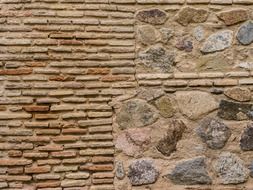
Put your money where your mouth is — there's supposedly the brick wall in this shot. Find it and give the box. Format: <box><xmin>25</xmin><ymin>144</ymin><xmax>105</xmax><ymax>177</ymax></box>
<box><xmin>0</xmin><ymin>0</ymin><xmax>253</xmax><ymax>190</ymax></box>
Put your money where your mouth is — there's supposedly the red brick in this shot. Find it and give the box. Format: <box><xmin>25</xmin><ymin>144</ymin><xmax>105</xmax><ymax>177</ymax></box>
<box><xmin>25</xmin><ymin>166</ymin><xmax>51</xmax><ymax>174</ymax></box>
<box><xmin>23</xmin><ymin>105</ymin><xmax>50</xmax><ymax>112</ymax></box>
<box><xmin>0</xmin><ymin>68</ymin><xmax>32</xmax><ymax>75</ymax></box>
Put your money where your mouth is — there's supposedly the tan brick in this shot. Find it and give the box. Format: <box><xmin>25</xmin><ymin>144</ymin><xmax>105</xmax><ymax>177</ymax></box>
<box><xmin>25</xmin><ymin>166</ymin><xmax>51</xmax><ymax>174</ymax></box>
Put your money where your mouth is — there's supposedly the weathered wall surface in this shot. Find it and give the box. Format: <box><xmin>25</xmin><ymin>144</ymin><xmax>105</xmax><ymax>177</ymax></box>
<box><xmin>0</xmin><ymin>0</ymin><xmax>253</xmax><ymax>189</ymax></box>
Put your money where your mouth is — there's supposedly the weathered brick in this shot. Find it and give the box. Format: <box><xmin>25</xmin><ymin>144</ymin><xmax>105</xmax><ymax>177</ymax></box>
<box><xmin>23</xmin><ymin>105</ymin><xmax>50</xmax><ymax>112</ymax></box>
<box><xmin>0</xmin><ymin>159</ymin><xmax>32</xmax><ymax>166</ymax></box>
<box><xmin>25</xmin><ymin>166</ymin><xmax>51</xmax><ymax>174</ymax></box>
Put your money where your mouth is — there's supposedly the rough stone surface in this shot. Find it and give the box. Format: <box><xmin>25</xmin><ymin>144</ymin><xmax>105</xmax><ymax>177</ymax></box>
<box><xmin>136</xmin><ymin>9</ymin><xmax>167</xmax><ymax>25</ymax></box>
<box><xmin>193</xmin><ymin>26</ymin><xmax>205</xmax><ymax>41</ymax></box>
<box><xmin>166</xmin><ymin>157</ymin><xmax>212</xmax><ymax>185</ymax></box>
<box><xmin>176</xmin><ymin>38</ymin><xmax>193</xmax><ymax>52</ymax></box>
<box><xmin>138</xmin><ymin>45</ymin><xmax>175</xmax><ymax>73</ymax></box>
<box><xmin>214</xmin><ymin>152</ymin><xmax>249</xmax><ymax>184</ymax></box>
<box><xmin>196</xmin><ymin>118</ymin><xmax>231</xmax><ymax>149</ymax></box>
<box><xmin>159</xmin><ymin>28</ymin><xmax>173</xmax><ymax>43</ymax></box>
<box><xmin>155</xmin><ymin>96</ymin><xmax>175</xmax><ymax>118</ymax></box>
<box><xmin>201</xmin><ymin>30</ymin><xmax>233</xmax><ymax>53</ymax></box>
<box><xmin>156</xmin><ymin>120</ymin><xmax>186</xmax><ymax>156</ymax></box>
<box><xmin>240</xmin><ymin>124</ymin><xmax>253</xmax><ymax>151</ymax></box>
<box><xmin>176</xmin><ymin>91</ymin><xmax>219</xmax><ymax>120</ymax></box>
<box><xmin>250</xmin><ymin>162</ymin><xmax>253</xmax><ymax>178</ymax></box>
<box><xmin>217</xmin><ymin>9</ymin><xmax>248</xmax><ymax>25</ymax></box>
<box><xmin>175</xmin><ymin>7</ymin><xmax>209</xmax><ymax>26</ymax></box>
<box><xmin>218</xmin><ymin>100</ymin><xmax>253</xmax><ymax>121</ymax></box>
<box><xmin>115</xmin><ymin>161</ymin><xmax>125</xmax><ymax>180</ymax></box>
<box><xmin>224</xmin><ymin>87</ymin><xmax>251</xmax><ymax>102</ymax></box>
<box><xmin>128</xmin><ymin>159</ymin><xmax>159</xmax><ymax>185</ymax></box>
<box><xmin>137</xmin><ymin>25</ymin><xmax>160</xmax><ymax>45</ymax></box>
<box><xmin>116</xmin><ymin>99</ymin><xmax>158</xmax><ymax>129</ymax></box>
<box><xmin>237</xmin><ymin>20</ymin><xmax>253</xmax><ymax>45</ymax></box>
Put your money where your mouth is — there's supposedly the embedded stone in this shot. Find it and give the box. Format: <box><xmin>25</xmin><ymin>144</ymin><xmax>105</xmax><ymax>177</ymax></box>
<box><xmin>217</xmin><ymin>100</ymin><xmax>253</xmax><ymax>120</ymax></box>
<box><xmin>138</xmin><ymin>45</ymin><xmax>175</xmax><ymax>73</ymax></box>
<box><xmin>214</xmin><ymin>152</ymin><xmax>249</xmax><ymax>184</ymax></box>
<box><xmin>116</xmin><ymin>99</ymin><xmax>158</xmax><ymax>129</ymax></box>
<box><xmin>175</xmin><ymin>7</ymin><xmax>209</xmax><ymax>26</ymax></box>
<box><xmin>156</xmin><ymin>120</ymin><xmax>186</xmax><ymax>156</ymax></box>
<box><xmin>217</xmin><ymin>9</ymin><xmax>248</xmax><ymax>26</ymax></box>
<box><xmin>128</xmin><ymin>158</ymin><xmax>159</xmax><ymax>185</ymax></box>
<box><xmin>193</xmin><ymin>25</ymin><xmax>204</xmax><ymax>41</ymax></box>
<box><xmin>249</xmin><ymin>161</ymin><xmax>253</xmax><ymax>178</ymax></box>
<box><xmin>115</xmin><ymin>161</ymin><xmax>125</xmax><ymax>180</ymax></box>
<box><xmin>176</xmin><ymin>38</ymin><xmax>193</xmax><ymax>52</ymax></box>
<box><xmin>201</xmin><ymin>30</ymin><xmax>233</xmax><ymax>53</ymax></box>
<box><xmin>224</xmin><ymin>87</ymin><xmax>251</xmax><ymax>102</ymax></box>
<box><xmin>176</xmin><ymin>91</ymin><xmax>218</xmax><ymax>120</ymax></box>
<box><xmin>166</xmin><ymin>157</ymin><xmax>212</xmax><ymax>185</ymax></box>
<box><xmin>155</xmin><ymin>96</ymin><xmax>175</xmax><ymax>118</ymax></box>
<box><xmin>240</xmin><ymin>124</ymin><xmax>253</xmax><ymax>151</ymax></box>
<box><xmin>159</xmin><ymin>27</ymin><xmax>173</xmax><ymax>43</ymax></box>
<box><xmin>136</xmin><ymin>8</ymin><xmax>167</xmax><ymax>25</ymax></box>
<box><xmin>237</xmin><ymin>20</ymin><xmax>253</xmax><ymax>45</ymax></box>
<box><xmin>137</xmin><ymin>25</ymin><xmax>160</xmax><ymax>45</ymax></box>
<box><xmin>196</xmin><ymin>118</ymin><xmax>231</xmax><ymax>149</ymax></box>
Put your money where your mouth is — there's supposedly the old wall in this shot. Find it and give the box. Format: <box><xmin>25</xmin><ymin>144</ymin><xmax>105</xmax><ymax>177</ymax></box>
<box><xmin>0</xmin><ymin>0</ymin><xmax>253</xmax><ymax>190</ymax></box>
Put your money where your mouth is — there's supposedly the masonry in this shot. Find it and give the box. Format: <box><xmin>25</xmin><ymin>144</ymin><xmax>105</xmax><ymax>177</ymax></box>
<box><xmin>0</xmin><ymin>0</ymin><xmax>253</xmax><ymax>189</ymax></box>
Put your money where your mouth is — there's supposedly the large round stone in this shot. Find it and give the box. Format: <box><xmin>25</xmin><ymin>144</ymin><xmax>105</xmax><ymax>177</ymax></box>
<box><xmin>201</xmin><ymin>30</ymin><xmax>233</xmax><ymax>53</ymax></box>
<box><xmin>214</xmin><ymin>152</ymin><xmax>249</xmax><ymax>184</ymax></box>
<box><xmin>128</xmin><ymin>158</ymin><xmax>159</xmax><ymax>186</ymax></box>
<box><xmin>237</xmin><ymin>20</ymin><xmax>253</xmax><ymax>45</ymax></box>
<box><xmin>155</xmin><ymin>96</ymin><xmax>175</xmax><ymax>118</ymax></box>
<box><xmin>136</xmin><ymin>8</ymin><xmax>167</xmax><ymax>25</ymax></box>
<box><xmin>224</xmin><ymin>87</ymin><xmax>251</xmax><ymax>102</ymax></box>
<box><xmin>175</xmin><ymin>7</ymin><xmax>209</xmax><ymax>26</ymax></box>
<box><xmin>176</xmin><ymin>91</ymin><xmax>218</xmax><ymax>120</ymax></box>
<box><xmin>138</xmin><ymin>45</ymin><xmax>175</xmax><ymax>73</ymax></box>
<box><xmin>240</xmin><ymin>124</ymin><xmax>253</xmax><ymax>151</ymax></box>
<box><xmin>196</xmin><ymin>118</ymin><xmax>231</xmax><ymax>149</ymax></box>
<box><xmin>116</xmin><ymin>99</ymin><xmax>158</xmax><ymax>129</ymax></box>
<box><xmin>166</xmin><ymin>157</ymin><xmax>212</xmax><ymax>185</ymax></box>
<box><xmin>137</xmin><ymin>25</ymin><xmax>160</xmax><ymax>45</ymax></box>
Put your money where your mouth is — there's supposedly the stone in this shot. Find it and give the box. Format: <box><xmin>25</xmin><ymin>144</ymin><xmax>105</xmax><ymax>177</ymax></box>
<box><xmin>156</xmin><ymin>120</ymin><xmax>186</xmax><ymax>156</ymax></box>
<box><xmin>176</xmin><ymin>91</ymin><xmax>218</xmax><ymax>120</ymax></box>
<box><xmin>137</xmin><ymin>25</ymin><xmax>160</xmax><ymax>45</ymax></box>
<box><xmin>217</xmin><ymin>9</ymin><xmax>248</xmax><ymax>26</ymax></box>
<box><xmin>201</xmin><ymin>30</ymin><xmax>233</xmax><ymax>53</ymax></box>
<box><xmin>217</xmin><ymin>100</ymin><xmax>253</xmax><ymax>120</ymax></box>
<box><xmin>250</xmin><ymin>161</ymin><xmax>253</xmax><ymax>178</ymax></box>
<box><xmin>166</xmin><ymin>157</ymin><xmax>212</xmax><ymax>185</ymax></box>
<box><xmin>116</xmin><ymin>99</ymin><xmax>158</xmax><ymax>129</ymax></box>
<box><xmin>137</xmin><ymin>87</ymin><xmax>165</xmax><ymax>102</ymax></box>
<box><xmin>193</xmin><ymin>26</ymin><xmax>204</xmax><ymax>41</ymax></box>
<box><xmin>240</xmin><ymin>124</ymin><xmax>253</xmax><ymax>151</ymax></box>
<box><xmin>237</xmin><ymin>20</ymin><xmax>253</xmax><ymax>45</ymax></box>
<box><xmin>128</xmin><ymin>158</ymin><xmax>159</xmax><ymax>185</ymax></box>
<box><xmin>159</xmin><ymin>27</ymin><xmax>173</xmax><ymax>43</ymax></box>
<box><xmin>136</xmin><ymin>8</ymin><xmax>167</xmax><ymax>25</ymax></box>
<box><xmin>175</xmin><ymin>7</ymin><xmax>209</xmax><ymax>26</ymax></box>
<box><xmin>196</xmin><ymin>118</ymin><xmax>231</xmax><ymax>149</ymax></box>
<box><xmin>224</xmin><ymin>87</ymin><xmax>251</xmax><ymax>102</ymax></box>
<box><xmin>138</xmin><ymin>45</ymin><xmax>175</xmax><ymax>73</ymax></box>
<box><xmin>155</xmin><ymin>96</ymin><xmax>175</xmax><ymax>118</ymax></box>
<box><xmin>175</xmin><ymin>38</ymin><xmax>193</xmax><ymax>52</ymax></box>
<box><xmin>115</xmin><ymin>161</ymin><xmax>125</xmax><ymax>180</ymax></box>
<box><xmin>214</xmin><ymin>152</ymin><xmax>249</xmax><ymax>184</ymax></box>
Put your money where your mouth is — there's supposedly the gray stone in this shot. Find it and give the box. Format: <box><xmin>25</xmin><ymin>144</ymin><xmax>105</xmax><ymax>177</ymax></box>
<box><xmin>175</xmin><ymin>7</ymin><xmax>209</xmax><ymax>26</ymax></box>
<box><xmin>156</xmin><ymin>120</ymin><xmax>186</xmax><ymax>156</ymax></box>
<box><xmin>224</xmin><ymin>87</ymin><xmax>251</xmax><ymax>102</ymax></box>
<box><xmin>193</xmin><ymin>26</ymin><xmax>204</xmax><ymax>41</ymax></box>
<box><xmin>214</xmin><ymin>152</ymin><xmax>249</xmax><ymax>184</ymax></box>
<box><xmin>240</xmin><ymin>124</ymin><xmax>253</xmax><ymax>151</ymax></box>
<box><xmin>217</xmin><ymin>100</ymin><xmax>253</xmax><ymax>121</ymax></box>
<box><xmin>115</xmin><ymin>161</ymin><xmax>125</xmax><ymax>180</ymax></box>
<box><xmin>176</xmin><ymin>91</ymin><xmax>218</xmax><ymax>120</ymax></box>
<box><xmin>237</xmin><ymin>21</ymin><xmax>253</xmax><ymax>45</ymax></box>
<box><xmin>176</xmin><ymin>38</ymin><xmax>193</xmax><ymax>52</ymax></box>
<box><xmin>166</xmin><ymin>157</ymin><xmax>212</xmax><ymax>185</ymax></box>
<box><xmin>136</xmin><ymin>8</ymin><xmax>167</xmax><ymax>25</ymax></box>
<box><xmin>116</xmin><ymin>99</ymin><xmax>158</xmax><ymax>129</ymax></box>
<box><xmin>128</xmin><ymin>158</ymin><xmax>159</xmax><ymax>185</ymax></box>
<box><xmin>138</xmin><ymin>45</ymin><xmax>175</xmax><ymax>73</ymax></box>
<box><xmin>249</xmin><ymin>161</ymin><xmax>253</xmax><ymax>178</ymax></box>
<box><xmin>137</xmin><ymin>88</ymin><xmax>165</xmax><ymax>102</ymax></box>
<box><xmin>155</xmin><ymin>96</ymin><xmax>175</xmax><ymax>118</ymax></box>
<box><xmin>201</xmin><ymin>30</ymin><xmax>233</xmax><ymax>53</ymax></box>
<box><xmin>137</xmin><ymin>25</ymin><xmax>160</xmax><ymax>45</ymax></box>
<box><xmin>160</xmin><ymin>27</ymin><xmax>173</xmax><ymax>43</ymax></box>
<box><xmin>196</xmin><ymin>118</ymin><xmax>231</xmax><ymax>149</ymax></box>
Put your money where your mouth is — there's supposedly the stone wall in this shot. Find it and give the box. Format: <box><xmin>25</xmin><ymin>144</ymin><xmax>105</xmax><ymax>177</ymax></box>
<box><xmin>0</xmin><ymin>0</ymin><xmax>253</xmax><ymax>189</ymax></box>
